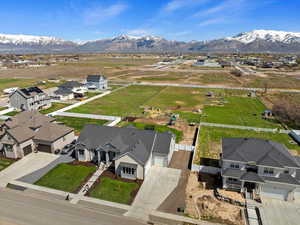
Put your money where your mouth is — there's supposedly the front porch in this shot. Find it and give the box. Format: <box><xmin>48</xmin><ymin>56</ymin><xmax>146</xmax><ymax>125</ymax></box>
<box><xmin>223</xmin><ymin>177</ymin><xmax>261</xmax><ymax>195</ymax></box>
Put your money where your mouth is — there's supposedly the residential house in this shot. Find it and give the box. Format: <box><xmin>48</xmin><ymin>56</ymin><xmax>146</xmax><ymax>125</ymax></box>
<box><xmin>75</xmin><ymin>125</ymin><xmax>175</xmax><ymax>180</ymax></box>
<box><xmin>0</xmin><ymin>111</ymin><xmax>75</xmax><ymax>158</ymax></box>
<box><xmin>86</xmin><ymin>75</ymin><xmax>108</xmax><ymax>90</ymax></box>
<box><xmin>221</xmin><ymin>138</ymin><xmax>300</xmax><ymax>201</ymax></box>
<box><xmin>53</xmin><ymin>81</ymin><xmax>87</xmax><ymax>100</ymax></box>
<box><xmin>9</xmin><ymin>87</ymin><xmax>51</xmax><ymax>111</ymax></box>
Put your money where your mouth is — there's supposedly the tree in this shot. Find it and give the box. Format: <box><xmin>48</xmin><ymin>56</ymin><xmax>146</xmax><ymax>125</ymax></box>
<box><xmin>272</xmin><ymin>101</ymin><xmax>300</xmax><ymax>129</ymax></box>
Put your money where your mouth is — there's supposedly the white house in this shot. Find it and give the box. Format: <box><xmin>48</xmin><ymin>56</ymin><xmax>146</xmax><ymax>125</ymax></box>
<box><xmin>221</xmin><ymin>138</ymin><xmax>300</xmax><ymax>201</ymax></box>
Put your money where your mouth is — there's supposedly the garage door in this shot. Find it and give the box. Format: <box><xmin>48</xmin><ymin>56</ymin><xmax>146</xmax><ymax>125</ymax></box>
<box><xmin>261</xmin><ymin>185</ymin><xmax>289</xmax><ymax>201</ymax></box>
<box><xmin>23</xmin><ymin>144</ymin><xmax>32</xmax><ymax>156</ymax></box>
<box><xmin>154</xmin><ymin>156</ymin><xmax>165</xmax><ymax>167</ymax></box>
<box><xmin>37</xmin><ymin>144</ymin><xmax>52</xmax><ymax>153</ymax></box>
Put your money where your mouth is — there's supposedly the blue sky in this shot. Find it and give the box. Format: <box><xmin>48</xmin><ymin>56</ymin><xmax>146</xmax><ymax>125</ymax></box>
<box><xmin>0</xmin><ymin>0</ymin><xmax>300</xmax><ymax>42</ymax></box>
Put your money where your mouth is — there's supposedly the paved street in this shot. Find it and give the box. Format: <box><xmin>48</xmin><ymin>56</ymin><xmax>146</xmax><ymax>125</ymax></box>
<box><xmin>0</xmin><ymin>188</ymin><xmax>145</xmax><ymax>225</ymax></box>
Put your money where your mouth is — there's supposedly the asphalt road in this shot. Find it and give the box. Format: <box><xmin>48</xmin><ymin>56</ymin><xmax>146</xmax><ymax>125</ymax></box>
<box><xmin>0</xmin><ymin>189</ymin><xmax>145</xmax><ymax>225</ymax></box>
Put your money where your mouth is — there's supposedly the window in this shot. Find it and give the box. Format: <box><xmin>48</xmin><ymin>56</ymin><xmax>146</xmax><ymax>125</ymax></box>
<box><xmin>78</xmin><ymin>149</ymin><xmax>85</xmax><ymax>155</ymax></box>
<box><xmin>122</xmin><ymin>167</ymin><xmax>136</xmax><ymax>175</ymax></box>
<box><xmin>4</xmin><ymin>144</ymin><xmax>13</xmax><ymax>152</ymax></box>
<box><xmin>228</xmin><ymin>178</ymin><xmax>238</xmax><ymax>182</ymax></box>
<box><xmin>263</xmin><ymin>168</ymin><xmax>274</xmax><ymax>175</ymax></box>
<box><xmin>230</xmin><ymin>163</ymin><xmax>240</xmax><ymax>169</ymax></box>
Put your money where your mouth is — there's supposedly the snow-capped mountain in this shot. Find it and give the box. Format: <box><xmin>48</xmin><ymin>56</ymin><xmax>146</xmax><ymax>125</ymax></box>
<box><xmin>1</xmin><ymin>30</ymin><xmax>300</xmax><ymax>53</ymax></box>
<box><xmin>0</xmin><ymin>33</ymin><xmax>70</xmax><ymax>45</ymax></box>
<box><xmin>226</xmin><ymin>30</ymin><xmax>300</xmax><ymax>44</ymax></box>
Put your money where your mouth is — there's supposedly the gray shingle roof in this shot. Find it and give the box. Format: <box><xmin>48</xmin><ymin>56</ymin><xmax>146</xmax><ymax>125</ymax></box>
<box><xmin>263</xmin><ymin>173</ymin><xmax>300</xmax><ymax>186</ymax></box>
<box><xmin>59</xmin><ymin>81</ymin><xmax>83</xmax><ymax>89</ymax></box>
<box><xmin>222</xmin><ymin>138</ymin><xmax>300</xmax><ymax>169</ymax></box>
<box><xmin>87</xmin><ymin>75</ymin><xmax>106</xmax><ymax>82</ymax></box>
<box><xmin>76</xmin><ymin>125</ymin><xmax>172</xmax><ymax>165</ymax></box>
<box><xmin>222</xmin><ymin>168</ymin><xmax>245</xmax><ymax>179</ymax></box>
<box><xmin>240</xmin><ymin>172</ymin><xmax>265</xmax><ymax>183</ymax></box>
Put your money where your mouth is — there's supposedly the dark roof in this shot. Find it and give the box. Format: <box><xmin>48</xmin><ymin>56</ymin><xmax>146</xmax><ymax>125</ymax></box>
<box><xmin>263</xmin><ymin>173</ymin><xmax>300</xmax><ymax>186</ymax></box>
<box><xmin>18</xmin><ymin>87</ymin><xmax>44</xmax><ymax>98</ymax></box>
<box><xmin>153</xmin><ymin>132</ymin><xmax>173</xmax><ymax>154</ymax></box>
<box><xmin>222</xmin><ymin>138</ymin><xmax>300</xmax><ymax>169</ymax></box>
<box><xmin>54</xmin><ymin>88</ymin><xmax>73</xmax><ymax>95</ymax></box>
<box><xmin>76</xmin><ymin>125</ymin><xmax>173</xmax><ymax>165</ymax></box>
<box><xmin>222</xmin><ymin>168</ymin><xmax>245</xmax><ymax>179</ymax></box>
<box><xmin>240</xmin><ymin>172</ymin><xmax>265</xmax><ymax>183</ymax></box>
<box><xmin>59</xmin><ymin>81</ymin><xmax>83</xmax><ymax>89</ymax></box>
<box><xmin>87</xmin><ymin>75</ymin><xmax>106</xmax><ymax>82</ymax></box>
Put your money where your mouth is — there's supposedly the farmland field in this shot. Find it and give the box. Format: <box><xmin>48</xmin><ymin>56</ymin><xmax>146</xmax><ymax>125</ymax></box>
<box><xmin>194</xmin><ymin>126</ymin><xmax>300</xmax><ymax>165</ymax></box>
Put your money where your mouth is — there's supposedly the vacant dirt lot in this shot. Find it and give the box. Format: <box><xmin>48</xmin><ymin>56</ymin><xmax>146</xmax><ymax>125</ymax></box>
<box><xmin>185</xmin><ymin>172</ymin><xmax>244</xmax><ymax>225</ymax></box>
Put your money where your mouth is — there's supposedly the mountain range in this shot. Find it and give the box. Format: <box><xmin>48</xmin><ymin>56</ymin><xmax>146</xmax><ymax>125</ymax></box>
<box><xmin>1</xmin><ymin>30</ymin><xmax>300</xmax><ymax>54</ymax></box>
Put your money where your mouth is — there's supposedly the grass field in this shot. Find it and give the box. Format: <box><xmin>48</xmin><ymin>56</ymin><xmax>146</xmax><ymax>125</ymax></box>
<box><xmin>0</xmin><ymin>158</ymin><xmax>15</xmax><ymax>171</ymax></box>
<box><xmin>35</xmin><ymin>163</ymin><xmax>96</xmax><ymax>193</ymax></box>
<box><xmin>40</xmin><ymin>103</ymin><xmax>70</xmax><ymax>114</ymax></box>
<box><xmin>194</xmin><ymin>126</ymin><xmax>300</xmax><ymax>165</ymax></box>
<box><xmin>69</xmin><ymin>85</ymin><xmax>165</xmax><ymax>116</ymax></box>
<box><xmin>89</xmin><ymin>177</ymin><xmax>139</xmax><ymax>204</ymax></box>
<box><xmin>55</xmin><ymin>116</ymin><xmax>108</xmax><ymax>134</ymax></box>
<box><xmin>69</xmin><ymin>85</ymin><xmax>209</xmax><ymax>117</ymax></box>
<box><xmin>202</xmin><ymin>96</ymin><xmax>280</xmax><ymax>128</ymax></box>
<box><xmin>0</xmin><ymin>78</ymin><xmax>38</xmax><ymax>93</ymax></box>
<box><xmin>121</xmin><ymin>121</ymin><xmax>183</xmax><ymax>143</ymax></box>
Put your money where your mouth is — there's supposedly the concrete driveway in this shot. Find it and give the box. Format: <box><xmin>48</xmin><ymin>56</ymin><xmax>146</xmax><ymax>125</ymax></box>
<box><xmin>125</xmin><ymin>166</ymin><xmax>181</xmax><ymax>221</ymax></box>
<box><xmin>260</xmin><ymin>198</ymin><xmax>300</xmax><ymax>225</ymax></box>
<box><xmin>0</xmin><ymin>152</ymin><xmax>61</xmax><ymax>187</ymax></box>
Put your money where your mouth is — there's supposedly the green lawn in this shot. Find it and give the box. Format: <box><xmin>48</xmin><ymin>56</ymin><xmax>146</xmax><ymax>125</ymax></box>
<box><xmin>0</xmin><ymin>158</ymin><xmax>15</xmax><ymax>171</ymax></box>
<box><xmin>4</xmin><ymin>111</ymin><xmax>19</xmax><ymax>116</ymax></box>
<box><xmin>40</xmin><ymin>103</ymin><xmax>70</xmax><ymax>114</ymax></box>
<box><xmin>69</xmin><ymin>85</ymin><xmax>165</xmax><ymax>117</ymax></box>
<box><xmin>0</xmin><ymin>78</ymin><xmax>38</xmax><ymax>94</ymax></box>
<box><xmin>121</xmin><ymin>122</ymin><xmax>183</xmax><ymax>143</ymax></box>
<box><xmin>194</xmin><ymin>126</ymin><xmax>300</xmax><ymax>165</ymax></box>
<box><xmin>89</xmin><ymin>177</ymin><xmax>139</xmax><ymax>204</ymax></box>
<box><xmin>55</xmin><ymin>116</ymin><xmax>108</xmax><ymax>134</ymax></box>
<box><xmin>0</xmin><ymin>107</ymin><xmax>7</xmax><ymax>111</ymax></box>
<box><xmin>201</xmin><ymin>96</ymin><xmax>280</xmax><ymax>128</ymax></box>
<box><xmin>35</xmin><ymin>163</ymin><xmax>96</xmax><ymax>193</ymax></box>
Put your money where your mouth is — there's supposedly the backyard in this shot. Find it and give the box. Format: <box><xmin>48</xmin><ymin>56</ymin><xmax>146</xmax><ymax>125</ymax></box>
<box><xmin>88</xmin><ymin>173</ymin><xmax>140</xmax><ymax>205</ymax></box>
<box><xmin>40</xmin><ymin>102</ymin><xmax>70</xmax><ymax>114</ymax></box>
<box><xmin>0</xmin><ymin>158</ymin><xmax>15</xmax><ymax>171</ymax></box>
<box><xmin>194</xmin><ymin>126</ymin><xmax>300</xmax><ymax>165</ymax></box>
<box><xmin>201</xmin><ymin>96</ymin><xmax>280</xmax><ymax>128</ymax></box>
<box><xmin>54</xmin><ymin>116</ymin><xmax>108</xmax><ymax>134</ymax></box>
<box><xmin>120</xmin><ymin>121</ymin><xmax>183</xmax><ymax>143</ymax></box>
<box><xmin>35</xmin><ymin>163</ymin><xmax>96</xmax><ymax>193</ymax></box>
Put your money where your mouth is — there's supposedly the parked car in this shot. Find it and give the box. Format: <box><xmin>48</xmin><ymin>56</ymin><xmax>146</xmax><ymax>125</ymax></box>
<box><xmin>54</xmin><ymin>149</ymin><xmax>61</xmax><ymax>154</ymax></box>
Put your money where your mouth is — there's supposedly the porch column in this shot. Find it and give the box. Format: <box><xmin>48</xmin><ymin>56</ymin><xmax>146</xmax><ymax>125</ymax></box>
<box><xmin>97</xmin><ymin>151</ymin><xmax>101</xmax><ymax>166</ymax></box>
<box><xmin>106</xmin><ymin>152</ymin><xmax>109</xmax><ymax>165</ymax></box>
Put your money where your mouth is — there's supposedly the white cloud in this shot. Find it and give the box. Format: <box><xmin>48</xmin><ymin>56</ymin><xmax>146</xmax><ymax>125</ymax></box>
<box><xmin>198</xmin><ymin>18</ymin><xmax>226</xmax><ymax>26</ymax></box>
<box><xmin>163</xmin><ymin>0</ymin><xmax>210</xmax><ymax>12</ymax></box>
<box><xmin>194</xmin><ymin>0</ymin><xmax>246</xmax><ymax>17</ymax></box>
<box><xmin>84</xmin><ymin>3</ymin><xmax>128</xmax><ymax>25</ymax></box>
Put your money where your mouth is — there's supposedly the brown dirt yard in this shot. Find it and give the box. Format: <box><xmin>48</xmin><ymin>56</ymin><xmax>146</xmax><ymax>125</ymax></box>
<box><xmin>185</xmin><ymin>172</ymin><xmax>245</xmax><ymax>225</ymax></box>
